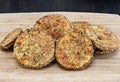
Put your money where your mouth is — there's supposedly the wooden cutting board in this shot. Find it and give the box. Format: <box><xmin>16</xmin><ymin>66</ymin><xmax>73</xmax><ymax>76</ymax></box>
<box><xmin>0</xmin><ymin>12</ymin><xmax>120</xmax><ymax>82</ymax></box>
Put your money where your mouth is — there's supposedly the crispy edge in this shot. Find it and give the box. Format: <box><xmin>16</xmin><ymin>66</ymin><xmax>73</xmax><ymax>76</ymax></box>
<box><xmin>0</xmin><ymin>28</ymin><xmax>22</xmax><ymax>49</ymax></box>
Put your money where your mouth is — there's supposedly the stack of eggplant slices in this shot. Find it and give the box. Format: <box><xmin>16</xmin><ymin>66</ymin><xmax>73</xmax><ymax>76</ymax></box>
<box><xmin>0</xmin><ymin>14</ymin><xmax>119</xmax><ymax>70</ymax></box>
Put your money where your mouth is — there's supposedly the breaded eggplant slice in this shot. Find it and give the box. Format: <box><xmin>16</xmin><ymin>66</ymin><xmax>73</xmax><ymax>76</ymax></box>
<box><xmin>72</xmin><ymin>21</ymin><xmax>91</xmax><ymax>33</ymax></box>
<box><xmin>14</xmin><ymin>31</ymin><xmax>54</xmax><ymax>68</ymax></box>
<box><xmin>88</xmin><ymin>25</ymin><xmax>119</xmax><ymax>52</ymax></box>
<box><xmin>35</xmin><ymin>14</ymin><xmax>71</xmax><ymax>40</ymax></box>
<box><xmin>0</xmin><ymin>28</ymin><xmax>22</xmax><ymax>49</ymax></box>
<box><xmin>56</xmin><ymin>32</ymin><xmax>94</xmax><ymax>70</ymax></box>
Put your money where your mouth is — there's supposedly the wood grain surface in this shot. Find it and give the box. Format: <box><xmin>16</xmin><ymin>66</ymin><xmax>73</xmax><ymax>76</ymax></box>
<box><xmin>0</xmin><ymin>12</ymin><xmax>120</xmax><ymax>82</ymax></box>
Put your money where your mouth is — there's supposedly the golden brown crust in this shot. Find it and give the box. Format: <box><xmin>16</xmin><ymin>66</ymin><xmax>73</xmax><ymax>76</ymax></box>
<box><xmin>84</xmin><ymin>27</ymin><xmax>98</xmax><ymax>41</ymax></box>
<box><xmin>56</xmin><ymin>32</ymin><xmax>94</xmax><ymax>70</ymax></box>
<box><xmin>34</xmin><ymin>14</ymin><xmax>71</xmax><ymax>40</ymax></box>
<box><xmin>72</xmin><ymin>21</ymin><xmax>91</xmax><ymax>28</ymax></box>
<box><xmin>0</xmin><ymin>28</ymin><xmax>22</xmax><ymax>49</ymax></box>
<box><xmin>14</xmin><ymin>31</ymin><xmax>55</xmax><ymax>68</ymax></box>
<box><xmin>32</xmin><ymin>23</ymin><xmax>42</xmax><ymax>31</ymax></box>
<box><xmin>72</xmin><ymin>21</ymin><xmax>91</xmax><ymax>34</ymax></box>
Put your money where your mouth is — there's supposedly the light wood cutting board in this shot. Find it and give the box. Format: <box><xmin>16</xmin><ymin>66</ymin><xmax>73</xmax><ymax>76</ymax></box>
<box><xmin>0</xmin><ymin>12</ymin><xmax>120</xmax><ymax>82</ymax></box>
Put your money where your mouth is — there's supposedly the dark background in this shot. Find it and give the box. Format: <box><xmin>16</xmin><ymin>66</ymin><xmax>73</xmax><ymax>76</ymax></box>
<box><xmin>0</xmin><ymin>0</ymin><xmax>120</xmax><ymax>14</ymax></box>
